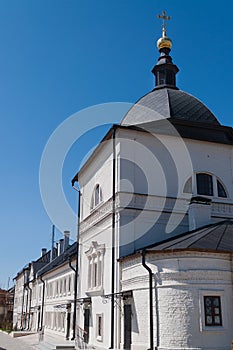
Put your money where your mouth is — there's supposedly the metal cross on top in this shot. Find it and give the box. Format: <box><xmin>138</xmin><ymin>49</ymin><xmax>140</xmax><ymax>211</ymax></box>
<box><xmin>157</xmin><ymin>11</ymin><xmax>171</xmax><ymax>31</ymax></box>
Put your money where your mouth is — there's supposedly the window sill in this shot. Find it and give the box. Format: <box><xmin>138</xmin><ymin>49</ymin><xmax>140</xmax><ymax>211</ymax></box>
<box><xmin>90</xmin><ymin>201</ymin><xmax>103</xmax><ymax>214</ymax></box>
<box><xmin>201</xmin><ymin>326</ymin><xmax>226</xmax><ymax>333</ymax></box>
<box><xmin>86</xmin><ymin>287</ymin><xmax>104</xmax><ymax>297</ymax></box>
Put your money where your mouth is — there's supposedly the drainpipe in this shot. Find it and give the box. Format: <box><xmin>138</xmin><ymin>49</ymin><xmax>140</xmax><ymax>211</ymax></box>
<box><xmin>37</xmin><ymin>306</ymin><xmax>41</xmax><ymax>331</ymax></box>
<box><xmin>40</xmin><ymin>276</ymin><xmax>45</xmax><ymax>331</ymax></box>
<box><xmin>25</xmin><ymin>286</ymin><xmax>29</xmax><ymax>329</ymax></box>
<box><xmin>20</xmin><ymin>285</ymin><xmax>25</xmax><ymax>329</ymax></box>
<box><xmin>110</xmin><ymin>125</ymin><xmax>116</xmax><ymax>349</ymax></box>
<box><xmin>20</xmin><ymin>271</ymin><xmax>26</xmax><ymax>329</ymax></box>
<box><xmin>27</xmin><ymin>283</ymin><xmax>32</xmax><ymax>330</ymax></box>
<box><xmin>71</xmin><ymin>182</ymin><xmax>81</xmax><ymax>340</ymax></box>
<box><xmin>68</xmin><ymin>254</ymin><xmax>78</xmax><ymax>340</ymax></box>
<box><xmin>141</xmin><ymin>250</ymin><xmax>154</xmax><ymax>350</ymax></box>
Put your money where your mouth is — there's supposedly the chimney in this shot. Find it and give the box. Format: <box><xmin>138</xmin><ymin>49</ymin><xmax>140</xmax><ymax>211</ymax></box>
<box><xmin>57</xmin><ymin>239</ymin><xmax>64</xmax><ymax>256</ymax></box>
<box><xmin>189</xmin><ymin>196</ymin><xmax>212</xmax><ymax>231</ymax></box>
<box><xmin>64</xmin><ymin>231</ymin><xmax>70</xmax><ymax>251</ymax></box>
<box><xmin>41</xmin><ymin>248</ymin><xmax>47</xmax><ymax>257</ymax></box>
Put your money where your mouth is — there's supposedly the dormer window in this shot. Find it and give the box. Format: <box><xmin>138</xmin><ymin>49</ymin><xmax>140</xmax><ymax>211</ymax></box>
<box><xmin>90</xmin><ymin>184</ymin><xmax>102</xmax><ymax>210</ymax></box>
<box><xmin>183</xmin><ymin>173</ymin><xmax>228</xmax><ymax>198</ymax></box>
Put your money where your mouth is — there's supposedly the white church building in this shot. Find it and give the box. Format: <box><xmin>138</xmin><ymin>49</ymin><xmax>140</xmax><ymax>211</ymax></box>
<box><xmin>71</xmin><ymin>12</ymin><xmax>233</xmax><ymax>350</ymax></box>
<box><xmin>12</xmin><ymin>11</ymin><xmax>233</xmax><ymax>350</ymax></box>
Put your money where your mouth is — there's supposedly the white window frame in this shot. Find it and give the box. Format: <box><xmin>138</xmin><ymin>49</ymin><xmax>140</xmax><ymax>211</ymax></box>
<box><xmin>183</xmin><ymin>173</ymin><xmax>228</xmax><ymax>199</ymax></box>
<box><xmin>85</xmin><ymin>242</ymin><xmax>105</xmax><ymax>295</ymax></box>
<box><xmin>63</xmin><ymin>278</ymin><xmax>66</xmax><ymax>296</ymax></box>
<box><xmin>199</xmin><ymin>290</ymin><xmax>226</xmax><ymax>332</ymax></box>
<box><xmin>90</xmin><ymin>184</ymin><xmax>103</xmax><ymax>211</ymax></box>
<box><xmin>96</xmin><ymin>313</ymin><xmax>103</xmax><ymax>342</ymax></box>
<box><xmin>67</xmin><ymin>275</ymin><xmax>71</xmax><ymax>295</ymax></box>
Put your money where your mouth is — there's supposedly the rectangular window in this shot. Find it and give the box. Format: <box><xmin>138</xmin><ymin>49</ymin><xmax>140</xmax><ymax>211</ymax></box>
<box><xmin>204</xmin><ymin>296</ymin><xmax>222</xmax><ymax>326</ymax></box>
<box><xmin>96</xmin><ymin>314</ymin><xmax>103</xmax><ymax>341</ymax></box>
<box><xmin>196</xmin><ymin>173</ymin><xmax>213</xmax><ymax>196</ymax></box>
<box><xmin>86</xmin><ymin>243</ymin><xmax>105</xmax><ymax>294</ymax></box>
<box><xmin>68</xmin><ymin>276</ymin><xmax>71</xmax><ymax>294</ymax></box>
<box><xmin>93</xmin><ymin>262</ymin><xmax>98</xmax><ymax>287</ymax></box>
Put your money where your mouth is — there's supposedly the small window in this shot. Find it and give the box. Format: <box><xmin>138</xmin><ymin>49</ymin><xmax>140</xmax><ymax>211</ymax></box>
<box><xmin>68</xmin><ymin>276</ymin><xmax>71</xmax><ymax>293</ymax></box>
<box><xmin>93</xmin><ymin>261</ymin><xmax>98</xmax><ymax>288</ymax></box>
<box><xmin>85</xmin><ymin>242</ymin><xmax>105</xmax><ymax>293</ymax></box>
<box><xmin>96</xmin><ymin>314</ymin><xmax>103</xmax><ymax>341</ymax></box>
<box><xmin>60</xmin><ymin>279</ymin><xmax>63</xmax><ymax>295</ymax></box>
<box><xmin>91</xmin><ymin>184</ymin><xmax>102</xmax><ymax>210</ymax></box>
<box><xmin>56</xmin><ymin>281</ymin><xmax>59</xmax><ymax>296</ymax></box>
<box><xmin>196</xmin><ymin>173</ymin><xmax>213</xmax><ymax>196</ymax></box>
<box><xmin>183</xmin><ymin>177</ymin><xmax>192</xmax><ymax>194</ymax></box>
<box><xmin>63</xmin><ymin>278</ymin><xmax>66</xmax><ymax>295</ymax></box>
<box><xmin>217</xmin><ymin>180</ymin><xmax>227</xmax><ymax>198</ymax></box>
<box><xmin>204</xmin><ymin>296</ymin><xmax>222</xmax><ymax>326</ymax></box>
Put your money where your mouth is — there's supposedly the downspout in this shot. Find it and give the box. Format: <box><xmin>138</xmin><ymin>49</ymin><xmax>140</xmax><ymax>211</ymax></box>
<box><xmin>110</xmin><ymin>125</ymin><xmax>116</xmax><ymax>349</ymax></box>
<box><xmin>25</xmin><ymin>286</ymin><xmax>29</xmax><ymax>329</ymax></box>
<box><xmin>68</xmin><ymin>254</ymin><xmax>78</xmax><ymax>340</ymax></box>
<box><xmin>20</xmin><ymin>274</ymin><xmax>26</xmax><ymax>329</ymax></box>
<box><xmin>27</xmin><ymin>283</ymin><xmax>32</xmax><ymax>330</ymax></box>
<box><xmin>71</xmin><ymin>182</ymin><xmax>81</xmax><ymax>340</ymax></box>
<box><xmin>40</xmin><ymin>276</ymin><xmax>45</xmax><ymax>331</ymax></box>
<box><xmin>141</xmin><ymin>250</ymin><xmax>154</xmax><ymax>350</ymax></box>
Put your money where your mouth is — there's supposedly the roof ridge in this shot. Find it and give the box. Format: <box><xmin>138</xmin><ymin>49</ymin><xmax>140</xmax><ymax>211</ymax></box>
<box><xmin>216</xmin><ymin>224</ymin><xmax>228</xmax><ymax>250</ymax></box>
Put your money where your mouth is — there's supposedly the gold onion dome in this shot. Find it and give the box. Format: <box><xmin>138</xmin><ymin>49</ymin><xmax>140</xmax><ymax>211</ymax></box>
<box><xmin>157</xmin><ymin>35</ymin><xmax>172</xmax><ymax>50</ymax></box>
<box><xmin>157</xmin><ymin>27</ymin><xmax>172</xmax><ymax>50</ymax></box>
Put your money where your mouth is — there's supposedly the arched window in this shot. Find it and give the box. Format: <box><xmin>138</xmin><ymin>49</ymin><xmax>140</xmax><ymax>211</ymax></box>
<box><xmin>91</xmin><ymin>184</ymin><xmax>102</xmax><ymax>210</ymax></box>
<box><xmin>183</xmin><ymin>177</ymin><xmax>192</xmax><ymax>194</ymax></box>
<box><xmin>183</xmin><ymin>173</ymin><xmax>228</xmax><ymax>198</ymax></box>
<box><xmin>196</xmin><ymin>173</ymin><xmax>213</xmax><ymax>196</ymax></box>
<box><xmin>217</xmin><ymin>180</ymin><xmax>227</xmax><ymax>198</ymax></box>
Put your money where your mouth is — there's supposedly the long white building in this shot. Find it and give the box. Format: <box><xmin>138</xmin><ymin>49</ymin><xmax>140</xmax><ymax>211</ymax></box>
<box><xmin>13</xmin><ymin>12</ymin><xmax>233</xmax><ymax>350</ymax></box>
<box><xmin>71</xmin><ymin>13</ymin><xmax>233</xmax><ymax>350</ymax></box>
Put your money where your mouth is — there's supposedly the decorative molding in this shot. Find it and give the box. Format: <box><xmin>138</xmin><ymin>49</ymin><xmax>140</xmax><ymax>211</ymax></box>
<box><xmin>80</xmin><ymin>198</ymin><xmax>116</xmax><ymax>233</ymax></box>
<box><xmin>85</xmin><ymin>241</ymin><xmax>105</xmax><ymax>257</ymax></box>
<box><xmin>212</xmin><ymin>202</ymin><xmax>233</xmax><ymax>217</ymax></box>
<box><xmin>80</xmin><ymin>192</ymin><xmax>233</xmax><ymax>234</ymax></box>
<box><xmin>122</xmin><ymin>270</ymin><xmax>231</xmax><ymax>286</ymax></box>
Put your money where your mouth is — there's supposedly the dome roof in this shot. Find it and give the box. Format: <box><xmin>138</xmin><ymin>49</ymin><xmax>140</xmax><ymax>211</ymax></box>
<box><xmin>121</xmin><ymin>88</ymin><xmax>220</xmax><ymax>126</ymax></box>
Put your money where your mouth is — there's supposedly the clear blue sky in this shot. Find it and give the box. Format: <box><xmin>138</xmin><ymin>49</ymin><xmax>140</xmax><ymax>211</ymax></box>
<box><xmin>0</xmin><ymin>0</ymin><xmax>232</xmax><ymax>288</ymax></box>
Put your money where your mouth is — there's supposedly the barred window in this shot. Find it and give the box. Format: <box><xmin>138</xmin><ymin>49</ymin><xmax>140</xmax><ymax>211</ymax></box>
<box><xmin>196</xmin><ymin>173</ymin><xmax>213</xmax><ymax>196</ymax></box>
<box><xmin>204</xmin><ymin>296</ymin><xmax>222</xmax><ymax>326</ymax></box>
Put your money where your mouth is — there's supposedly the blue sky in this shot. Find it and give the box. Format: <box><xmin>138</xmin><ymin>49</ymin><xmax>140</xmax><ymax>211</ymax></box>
<box><xmin>0</xmin><ymin>0</ymin><xmax>232</xmax><ymax>288</ymax></box>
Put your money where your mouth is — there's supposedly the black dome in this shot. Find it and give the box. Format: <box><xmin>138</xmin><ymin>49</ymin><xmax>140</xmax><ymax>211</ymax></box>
<box><xmin>121</xmin><ymin>88</ymin><xmax>220</xmax><ymax>126</ymax></box>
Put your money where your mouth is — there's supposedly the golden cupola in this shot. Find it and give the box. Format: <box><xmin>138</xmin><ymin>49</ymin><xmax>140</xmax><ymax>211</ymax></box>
<box><xmin>157</xmin><ymin>26</ymin><xmax>172</xmax><ymax>50</ymax></box>
<box><xmin>152</xmin><ymin>11</ymin><xmax>179</xmax><ymax>89</ymax></box>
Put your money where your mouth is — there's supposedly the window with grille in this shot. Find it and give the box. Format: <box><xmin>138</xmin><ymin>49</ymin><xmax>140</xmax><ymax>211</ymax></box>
<box><xmin>204</xmin><ymin>296</ymin><xmax>222</xmax><ymax>326</ymax></box>
<box><xmin>196</xmin><ymin>173</ymin><xmax>213</xmax><ymax>196</ymax></box>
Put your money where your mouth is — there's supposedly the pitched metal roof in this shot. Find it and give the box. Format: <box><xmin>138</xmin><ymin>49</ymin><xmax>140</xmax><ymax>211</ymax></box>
<box><xmin>147</xmin><ymin>220</ymin><xmax>233</xmax><ymax>252</ymax></box>
<box><xmin>37</xmin><ymin>242</ymin><xmax>77</xmax><ymax>277</ymax></box>
<box><xmin>121</xmin><ymin>88</ymin><xmax>220</xmax><ymax>126</ymax></box>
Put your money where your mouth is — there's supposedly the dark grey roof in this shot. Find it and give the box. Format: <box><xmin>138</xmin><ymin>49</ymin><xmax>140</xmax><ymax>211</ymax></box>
<box><xmin>147</xmin><ymin>220</ymin><xmax>233</xmax><ymax>252</ymax></box>
<box><xmin>14</xmin><ymin>250</ymin><xmax>51</xmax><ymax>280</ymax></box>
<box><xmin>121</xmin><ymin>88</ymin><xmax>220</xmax><ymax>126</ymax></box>
<box><xmin>37</xmin><ymin>242</ymin><xmax>77</xmax><ymax>277</ymax></box>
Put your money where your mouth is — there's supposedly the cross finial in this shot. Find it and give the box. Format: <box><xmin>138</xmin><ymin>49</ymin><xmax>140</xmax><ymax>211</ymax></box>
<box><xmin>157</xmin><ymin>11</ymin><xmax>171</xmax><ymax>37</ymax></box>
